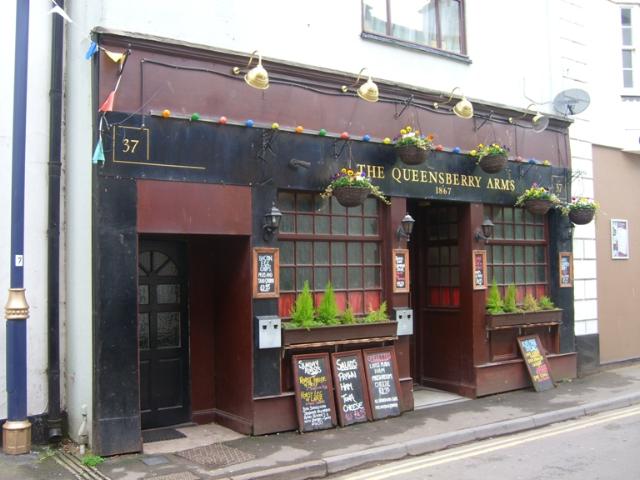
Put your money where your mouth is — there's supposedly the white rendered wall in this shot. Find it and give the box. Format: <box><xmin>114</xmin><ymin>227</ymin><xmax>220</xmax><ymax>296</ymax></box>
<box><xmin>0</xmin><ymin>1</ymin><xmax>54</xmax><ymax>420</ymax></box>
<box><xmin>94</xmin><ymin>0</ymin><xmax>557</xmax><ymax>117</ymax></box>
<box><xmin>63</xmin><ymin>1</ymin><xmax>100</xmax><ymax>443</ymax></box>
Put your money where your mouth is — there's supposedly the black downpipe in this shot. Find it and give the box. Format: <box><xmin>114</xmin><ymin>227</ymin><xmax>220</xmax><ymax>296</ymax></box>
<box><xmin>47</xmin><ymin>0</ymin><xmax>64</xmax><ymax>442</ymax></box>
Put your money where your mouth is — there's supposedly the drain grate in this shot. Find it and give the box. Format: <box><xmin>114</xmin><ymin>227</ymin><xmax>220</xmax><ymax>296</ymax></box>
<box><xmin>176</xmin><ymin>443</ymin><xmax>255</xmax><ymax>468</ymax></box>
<box><xmin>150</xmin><ymin>472</ymin><xmax>200</xmax><ymax>480</ymax></box>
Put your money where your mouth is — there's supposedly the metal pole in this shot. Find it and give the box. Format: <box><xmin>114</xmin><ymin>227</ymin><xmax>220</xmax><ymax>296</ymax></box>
<box><xmin>4</xmin><ymin>0</ymin><xmax>32</xmax><ymax>455</ymax></box>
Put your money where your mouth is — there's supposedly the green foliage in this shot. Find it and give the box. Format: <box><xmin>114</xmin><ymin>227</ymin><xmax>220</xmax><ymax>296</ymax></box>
<box><xmin>522</xmin><ymin>293</ymin><xmax>539</xmax><ymax>312</ymax></box>
<box><xmin>81</xmin><ymin>454</ymin><xmax>105</xmax><ymax>468</ymax></box>
<box><xmin>486</xmin><ymin>279</ymin><xmax>505</xmax><ymax>314</ymax></box>
<box><xmin>316</xmin><ymin>282</ymin><xmax>339</xmax><ymax>326</ymax></box>
<box><xmin>340</xmin><ymin>305</ymin><xmax>356</xmax><ymax>325</ymax></box>
<box><xmin>538</xmin><ymin>295</ymin><xmax>555</xmax><ymax>310</ymax></box>
<box><xmin>364</xmin><ymin>301</ymin><xmax>389</xmax><ymax>323</ymax></box>
<box><xmin>515</xmin><ymin>184</ymin><xmax>561</xmax><ymax>207</ymax></box>
<box><xmin>290</xmin><ymin>281</ymin><xmax>316</xmax><ymax>328</ymax></box>
<box><xmin>503</xmin><ymin>284</ymin><xmax>519</xmax><ymax>313</ymax></box>
<box><xmin>394</xmin><ymin>126</ymin><xmax>433</xmax><ymax>150</ymax></box>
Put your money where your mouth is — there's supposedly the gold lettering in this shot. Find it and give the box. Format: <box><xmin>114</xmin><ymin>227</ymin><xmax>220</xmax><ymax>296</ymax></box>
<box><xmin>429</xmin><ymin>171</ymin><xmax>438</xmax><ymax>183</ymax></box>
<box><xmin>472</xmin><ymin>176</ymin><xmax>482</xmax><ymax>188</ymax></box>
<box><xmin>453</xmin><ymin>174</ymin><xmax>460</xmax><ymax>185</ymax></box>
<box><xmin>486</xmin><ymin>178</ymin><xmax>495</xmax><ymax>189</ymax></box>
<box><xmin>392</xmin><ymin>167</ymin><xmax>402</xmax><ymax>183</ymax></box>
<box><xmin>411</xmin><ymin>169</ymin><xmax>419</xmax><ymax>182</ymax></box>
<box><xmin>366</xmin><ymin>164</ymin><xmax>378</xmax><ymax>179</ymax></box>
<box><xmin>356</xmin><ymin>164</ymin><xmax>366</xmax><ymax>175</ymax></box>
<box><xmin>420</xmin><ymin>170</ymin><xmax>428</xmax><ymax>183</ymax></box>
<box><xmin>438</xmin><ymin>172</ymin><xmax>445</xmax><ymax>184</ymax></box>
<box><xmin>376</xmin><ymin>166</ymin><xmax>385</xmax><ymax>179</ymax></box>
<box><xmin>461</xmin><ymin>175</ymin><xmax>468</xmax><ymax>187</ymax></box>
<box><xmin>508</xmin><ymin>179</ymin><xmax>515</xmax><ymax>191</ymax></box>
<box><xmin>402</xmin><ymin>169</ymin><xmax>411</xmax><ymax>182</ymax></box>
<box><xmin>445</xmin><ymin>173</ymin><xmax>452</xmax><ymax>185</ymax></box>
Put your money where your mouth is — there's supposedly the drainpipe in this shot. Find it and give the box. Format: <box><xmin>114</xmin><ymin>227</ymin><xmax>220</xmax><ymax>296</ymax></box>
<box><xmin>47</xmin><ymin>0</ymin><xmax>64</xmax><ymax>442</ymax></box>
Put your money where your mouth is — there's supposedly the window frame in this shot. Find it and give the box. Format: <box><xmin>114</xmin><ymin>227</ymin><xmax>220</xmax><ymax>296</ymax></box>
<box><xmin>277</xmin><ymin>191</ymin><xmax>385</xmax><ymax>317</ymax></box>
<box><xmin>361</xmin><ymin>0</ymin><xmax>469</xmax><ymax>63</ymax></box>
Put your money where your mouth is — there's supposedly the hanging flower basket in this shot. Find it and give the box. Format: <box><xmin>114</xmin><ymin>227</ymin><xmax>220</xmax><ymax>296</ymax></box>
<box><xmin>478</xmin><ymin>153</ymin><xmax>508</xmax><ymax>174</ymax></box>
<box><xmin>568</xmin><ymin>207</ymin><xmax>595</xmax><ymax>225</ymax></box>
<box><xmin>332</xmin><ymin>185</ymin><xmax>371</xmax><ymax>207</ymax></box>
<box><xmin>524</xmin><ymin>199</ymin><xmax>554</xmax><ymax>216</ymax></box>
<box><xmin>394</xmin><ymin>126</ymin><xmax>433</xmax><ymax>165</ymax></box>
<box><xmin>396</xmin><ymin>145</ymin><xmax>430</xmax><ymax>165</ymax></box>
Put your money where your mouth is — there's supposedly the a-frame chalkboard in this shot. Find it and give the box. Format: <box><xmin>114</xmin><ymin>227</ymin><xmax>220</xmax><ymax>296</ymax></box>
<box><xmin>292</xmin><ymin>353</ymin><xmax>337</xmax><ymax>432</ymax></box>
<box><xmin>363</xmin><ymin>347</ymin><xmax>402</xmax><ymax>420</ymax></box>
<box><xmin>331</xmin><ymin>350</ymin><xmax>372</xmax><ymax>426</ymax></box>
<box><xmin>517</xmin><ymin>335</ymin><xmax>555</xmax><ymax>392</ymax></box>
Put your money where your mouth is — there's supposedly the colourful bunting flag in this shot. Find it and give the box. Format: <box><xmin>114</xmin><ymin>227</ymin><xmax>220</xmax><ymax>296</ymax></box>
<box><xmin>49</xmin><ymin>5</ymin><xmax>73</xmax><ymax>23</ymax></box>
<box><xmin>92</xmin><ymin>138</ymin><xmax>105</xmax><ymax>164</ymax></box>
<box><xmin>99</xmin><ymin>91</ymin><xmax>115</xmax><ymax>112</ymax></box>
<box><xmin>85</xmin><ymin>42</ymin><xmax>98</xmax><ymax>60</ymax></box>
<box><xmin>104</xmin><ymin>49</ymin><xmax>125</xmax><ymax>63</ymax></box>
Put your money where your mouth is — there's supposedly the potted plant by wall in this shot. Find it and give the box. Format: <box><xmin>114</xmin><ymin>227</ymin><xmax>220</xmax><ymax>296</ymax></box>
<box><xmin>470</xmin><ymin>143</ymin><xmax>509</xmax><ymax>174</ymax></box>
<box><xmin>394</xmin><ymin>126</ymin><xmax>433</xmax><ymax>165</ymax></box>
<box><xmin>485</xmin><ymin>281</ymin><xmax>563</xmax><ymax>328</ymax></box>
<box><xmin>561</xmin><ymin>197</ymin><xmax>599</xmax><ymax>225</ymax></box>
<box><xmin>282</xmin><ymin>282</ymin><xmax>397</xmax><ymax>346</ymax></box>
<box><xmin>321</xmin><ymin>168</ymin><xmax>390</xmax><ymax>208</ymax></box>
<box><xmin>515</xmin><ymin>183</ymin><xmax>561</xmax><ymax>216</ymax></box>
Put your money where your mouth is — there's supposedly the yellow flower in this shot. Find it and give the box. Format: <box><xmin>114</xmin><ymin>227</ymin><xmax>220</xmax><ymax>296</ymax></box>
<box><xmin>470</xmin><ymin>149</ymin><xmax>477</xmax><ymax>156</ymax></box>
<box><xmin>400</xmin><ymin>129</ymin><xmax>407</xmax><ymax>135</ymax></box>
<box><xmin>347</xmin><ymin>169</ymin><xmax>354</xmax><ymax>176</ymax></box>
<box><xmin>478</xmin><ymin>144</ymin><xmax>484</xmax><ymax>148</ymax></box>
<box><xmin>341</xmin><ymin>168</ymin><xmax>347</xmax><ymax>173</ymax></box>
<box><xmin>405</xmin><ymin>126</ymin><xmax>412</xmax><ymax>132</ymax></box>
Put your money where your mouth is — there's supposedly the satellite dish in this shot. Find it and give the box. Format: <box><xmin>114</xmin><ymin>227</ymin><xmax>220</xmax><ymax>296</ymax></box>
<box><xmin>553</xmin><ymin>88</ymin><xmax>591</xmax><ymax>116</ymax></box>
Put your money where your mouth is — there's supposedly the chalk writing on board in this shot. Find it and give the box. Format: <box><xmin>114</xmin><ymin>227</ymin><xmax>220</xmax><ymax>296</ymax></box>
<box><xmin>332</xmin><ymin>352</ymin><xmax>370</xmax><ymax>426</ymax></box>
<box><xmin>364</xmin><ymin>348</ymin><xmax>401</xmax><ymax>419</ymax></box>
<box><xmin>517</xmin><ymin>335</ymin><xmax>555</xmax><ymax>392</ymax></box>
<box><xmin>293</xmin><ymin>354</ymin><xmax>336</xmax><ymax>431</ymax></box>
<box><xmin>253</xmin><ymin>248</ymin><xmax>279</xmax><ymax>298</ymax></box>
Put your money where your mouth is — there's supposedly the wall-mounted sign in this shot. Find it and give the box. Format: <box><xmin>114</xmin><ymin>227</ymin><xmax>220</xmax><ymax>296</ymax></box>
<box><xmin>517</xmin><ymin>335</ymin><xmax>555</xmax><ymax>392</ymax></box>
<box><xmin>112</xmin><ymin>126</ymin><xmax>150</xmax><ymax>164</ymax></box>
<box><xmin>392</xmin><ymin>249</ymin><xmax>410</xmax><ymax>293</ymax></box>
<box><xmin>252</xmin><ymin>248</ymin><xmax>280</xmax><ymax>298</ymax></box>
<box><xmin>331</xmin><ymin>350</ymin><xmax>371</xmax><ymax>427</ymax></box>
<box><xmin>559</xmin><ymin>252</ymin><xmax>573</xmax><ymax>288</ymax></box>
<box><xmin>611</xmin><ymin>219</ymin><xmax>629</xmax><ymax>260</ymax></box>
<box><xmin>292</xmin><ymin>353</ymin><xmax>337</xmax><ymax>432</ymax></box>
<box><xmin>472</xmin><ymin>250</ymin><xmax>487</xmax><ymax>290</ymax></box>
<box><xmin>363</xmin><ymin>347</ymin><xmax>402</xmax><ymax>420</ymax></box>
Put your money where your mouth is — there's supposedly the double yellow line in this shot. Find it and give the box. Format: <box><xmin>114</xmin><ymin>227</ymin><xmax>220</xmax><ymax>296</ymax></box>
<box><xmin>338</xmin><ymin>405</ymin><xmax>640</xmax><ymax>480</ymax></box>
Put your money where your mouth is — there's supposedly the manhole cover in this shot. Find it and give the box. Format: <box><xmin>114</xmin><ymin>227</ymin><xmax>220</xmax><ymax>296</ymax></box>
<box><xmin>151</xmin><ymin>472</ymin><xmax>199</xmax><ymax>480</ymax></box>
<box><xmin>176</xmin><ymin>443</ymin><xmax>255</xmax><ymax>468</ymax></box>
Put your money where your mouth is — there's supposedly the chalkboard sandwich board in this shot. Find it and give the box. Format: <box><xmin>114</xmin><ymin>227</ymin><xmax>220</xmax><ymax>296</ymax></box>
<box><xmin>292</xmin><ymin>353</ymin><xmax>337</xmax><ymax>432</ymax></box>
<box><xmin>517</xmin><ymin>334</ymin><xmax>555</xmax><ymax>392</ymax></box>
<box><xmin>363</xmin><ymin>347</ymin><xmax>402</xmax><ymax>420</ymax></box>
<box><xmin>252</xmin><ymin>248</ymin><xmax>279</xmax><ymax>298</ymax></box>
<box><xmin>331</xmin><ymin>351</ymin><xmax>372</xmax><ymax>426</ymax></box>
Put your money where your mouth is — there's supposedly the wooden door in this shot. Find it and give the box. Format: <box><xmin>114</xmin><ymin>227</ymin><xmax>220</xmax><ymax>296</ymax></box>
<box><xmin>138</xmin><ymin>239</ymin><xmax>190</xmax><ymax>429</ymax></box>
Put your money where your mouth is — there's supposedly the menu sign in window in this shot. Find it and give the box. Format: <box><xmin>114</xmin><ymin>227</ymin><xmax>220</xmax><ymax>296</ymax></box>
<box><xmin>331</xmin><ymin>351</ymin><xmax>371</xmax><ymax>426</ymax></box>
<box><xmin>363</xmin><ymin>347</ymin><xmax>402</xmax><ymax>420</ymax></box>
<box><xmin>392</xmin><ymin>249</ymin><xmax>410</xmax><ymax>293</ymax></box>
<box><xmin>517</xmin><ymin>335</ymin><xmax>555</xmax><ymax>392</ymax></box>
<box><xmin>292</xmin><ymin>353</ymin><xmax>337</xmax><ymax>432</ymax></box>
<box><xmin>252</xmin><ymin>248</ymin><xmax>279</xmax><ymax>298</ymax></box>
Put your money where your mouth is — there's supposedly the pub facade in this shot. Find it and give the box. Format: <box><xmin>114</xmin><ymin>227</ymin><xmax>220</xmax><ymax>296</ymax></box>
<box><xmin>87</xmin><ymin>29</ymin><xmax>578</xmax><ymax>455</ymax></box>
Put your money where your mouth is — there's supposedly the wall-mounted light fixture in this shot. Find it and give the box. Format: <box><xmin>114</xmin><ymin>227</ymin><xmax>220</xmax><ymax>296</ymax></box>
<box><xmin>341</xmin><ymin>68</ymin><xmax>379</xmax><ymax>102</ymax></box>
<box><xmin>434</xmin><ymin>87</ymin><xmax>474</xmax><ymax>119</ymax></box>
<box><xmin>396</xmin><ymin>214</ymin><xmax>415</xmax><ymax>241</ymax></box>
<box><xmin>474</xmin><ymin>218</ymin><xmax>495</xmax><ymax>243</ymax></box>
<box><xmin>508</xmin><ymin>103</ymin><xmax>549</xmax><ymax>133</ymax></box>
<box><xmin>263</xmin><ymin>203</ymin><xmax>282</xmax><ymax>240</ymax></box>
<box><xmin>233</xmin><ymin>51</ymin><xmax>269</xmax><ymax>90</ymax></box>
<box><xmin>562</xmin><ymin>222</ymin><xmax>575</xmax><ymax>241</ymax></box>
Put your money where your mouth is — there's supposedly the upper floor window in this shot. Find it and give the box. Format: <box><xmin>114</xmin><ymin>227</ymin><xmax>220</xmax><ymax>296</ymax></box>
<box><xmin>622</xmin><ymin>7</ymin><xmax>634</xmax><ymax>88</ymax></box>
<box><xmin>362</xmin><ymin>0</ymin><xmax>466</xmax><ymax>56</ymax></box>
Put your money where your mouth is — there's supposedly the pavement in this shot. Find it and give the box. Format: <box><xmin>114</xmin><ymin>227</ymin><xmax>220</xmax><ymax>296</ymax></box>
<box><xmin>1</xmin><ymin>362</ymin><xmax>639</xmax><ymax>480</ymax></box>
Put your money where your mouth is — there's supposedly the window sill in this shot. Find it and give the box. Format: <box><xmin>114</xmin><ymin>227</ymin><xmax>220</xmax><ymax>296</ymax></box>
<box><xmin>361</xmin><ymin>31</ymin><xmax>472</xmax><ymax>65</ymax></box>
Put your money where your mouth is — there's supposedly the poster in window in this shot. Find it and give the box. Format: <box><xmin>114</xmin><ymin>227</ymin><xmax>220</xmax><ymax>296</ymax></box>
<box><xmin>559</xmin><ymin>252</ymin><xmax>573</xmax><ymax>288</ymax></box>
<box><xmin>252</xmin><ymin>248</ymin><xmax>280</xmax><ymax>298</ymax></box>
<box><xmin>611</xmin><ymin>219</ymin><xmax>630</xmax><ymax>259</ymax></box>
<box><xmin>392</xmin><ymin>249</ymin><xmax>410</xmax><ymax>293</ymax></box>
<box><xmin>472</xmin><ymin>250</ymin><xmax>487</xmax><ymax>290</ymax></box>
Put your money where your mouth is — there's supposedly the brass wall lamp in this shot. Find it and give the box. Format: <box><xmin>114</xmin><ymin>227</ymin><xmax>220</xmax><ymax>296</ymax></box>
<box><xmin>233</xmin><ymin>50</ymin><xmax>269</xmax><ymax>90</ymax></box>
<box><xmin>434</xmin><ymin>87</ymin><xmax>474</xmax><ymax>119</ymax></box>
<box><xmin>508</xmin><ymin>103</ymin><xmax>549</xmax><ymax>133</ymax></box>
<box><xmin>341</xmin><ymin>68</ymin><xmax>379</xmax><ymax>102</ymax></box>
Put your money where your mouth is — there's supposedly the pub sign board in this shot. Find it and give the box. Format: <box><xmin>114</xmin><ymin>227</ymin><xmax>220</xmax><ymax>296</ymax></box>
<box><xmin>363</xmin><ymin>347</ymin><xmax>402</xmax><ymax>420</ymax></box>
<box><xmin>392</xmin><ymin>249</ymin><xmax>410</xmax><ymax>293</ymax></box>
<box><xmin>252</xmin><ymin>248</ymin><xmax>279</xmax><ymax>299</ymax></box>
<box><xmin>517</xmin><ymin>335</ymin><xmax>555</xmax><ymax>392</ymax></box>
<box><xmin>292</xmin><ymin>353</ymin><xmax>337</xmax><ymax>432</ymax></box>
<box><xmin>331</xmin><ymin>350</ymin><xmax>372</xmax><ymax>426</ymax></box>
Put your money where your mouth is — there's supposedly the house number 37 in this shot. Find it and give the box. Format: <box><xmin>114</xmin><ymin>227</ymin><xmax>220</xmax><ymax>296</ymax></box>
<box><xmin>122</xmin><ymin>138</ymin><xmax>139</xmax><ymax>153</ymax></box>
